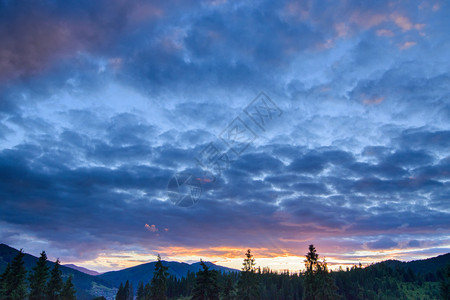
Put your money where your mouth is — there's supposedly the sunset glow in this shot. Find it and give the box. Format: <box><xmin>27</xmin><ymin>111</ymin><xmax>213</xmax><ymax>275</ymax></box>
<box><xmin>1</xmin><ymin>0</ymin><xmax>449</xmax><ymax>277</ymax></box>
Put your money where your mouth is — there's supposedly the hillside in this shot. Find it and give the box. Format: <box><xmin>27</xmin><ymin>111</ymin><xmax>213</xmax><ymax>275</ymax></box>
<box><xmin>377</xmin><ymin>253</ymin><xmax>450</xmax><ymax>275</ymax></box>
<box><xmin>98</xmin><ymin>259</ymin><xmax>237</xmax><ymax>289</ymax></box>
<box><xmin>0</xmin><ymin>243</ymin><xmax>237</xmax><ymax>299</ymax></box>
<box><xmin>1</xmin><ymin>243</ymin><xmax>448</xmax><ymax>299</ymax></box>
<box><xmin>0</xmin><ymin>244</ymin><xmax>115</xmax><ymax>299</ymax></box>
<box><xmin>64</xmin><ymin>264</ymin><xmax>102</xmax><ymax>276</ymax></box>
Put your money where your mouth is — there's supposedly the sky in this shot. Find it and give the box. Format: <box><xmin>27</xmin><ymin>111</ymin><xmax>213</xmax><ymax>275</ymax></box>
<box><xmin>0</xmin><ymin>0</ymin><xmax>449</xmax><ymax>273</ymax></box>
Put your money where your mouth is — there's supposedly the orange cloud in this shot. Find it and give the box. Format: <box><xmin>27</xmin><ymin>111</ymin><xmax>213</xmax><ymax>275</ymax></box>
<box><xmin>155</xmin><ymin>246</ymin><xmax>281</xmax><ymax>259</ymax></box>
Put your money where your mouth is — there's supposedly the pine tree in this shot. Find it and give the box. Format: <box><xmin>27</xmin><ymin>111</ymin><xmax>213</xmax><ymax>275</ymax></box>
<box><xmin>192</xmin><ymin>260</ymin><xmax>219</xmax><ymax>300</ymax></box>
<box><xmin>47</xmin><ymin>258</ymin><xmax>64</xmax><ymax>300</ymax></box>
<box><xmin>116</xmin><ymin>282</ymin><xmax>125</xmax><ymax>300</ymax></box>
<box><xmin>29</xmin><ymin>251</ymin><xmax>50</xmax><ymax>300</ymax></box>
<box><xmin>150</xmin><ymin>254</ymin><xmax>169</xmax><ymax>300</ymax></box>
<box><xmin>304</xmin><ymin>245</ymin><xmax>319</xmax><ymax>300</ymax></box>
<box><xmin>137</xmin><ymin>281</ymin><xmax>145</xmax><ymax>300</ymax></box>
<box><xmin>303</xmin><ymin>245</ymin><xmax>340</xmax><ymax>300</ymax></box>
<box><xmin>1</xmin><ymin>249</ymin><xmax>28</xmax><ymax>300</ymax></box>
<box><xmin>129</xmin><ymin>281</ymin><xmax>134</xmax><ymax>300</ymax></box>
<box><xmin>61</xmin><ymin>275</ymin><xmax>76</xmax><ymax>300</ymax></box>
<box><xmin>0</xmin><ymin>263</ymin><xmax>11</xmax><ymax>298</ymax></box>
<box><xmin>121</xmin><ymin>280</ymin><xmax>134</xmax><ymax>300</ymax></box>
<box><xmin>221</xmin><ymin>276</ymin><xmax>236</xmax><ymax>300</ymax></box>
<box><xmin>441</xmin><ymin>264</ymin><xmax>450</xmax><ymax>300</ymax></box>
<box><xmin>144</xmin><ymin>282</ymin><xmax>151</xmax><ymax>300</ymax></box>
<box><xmin>124</xmin><ymin>280</ymin><xmax>130</xmax><ymax>300</ymax></box>
<box><xmin>237</xmin><ymin>249</ymin><xmax>259</xmax><ymax>300</ymax></box>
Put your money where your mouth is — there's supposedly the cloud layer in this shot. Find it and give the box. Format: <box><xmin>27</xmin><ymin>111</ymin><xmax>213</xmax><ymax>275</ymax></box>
<box><xmin>0</xmin><ymin>0</ymin><xmax>449</xmax><ymax>271</ymax></box>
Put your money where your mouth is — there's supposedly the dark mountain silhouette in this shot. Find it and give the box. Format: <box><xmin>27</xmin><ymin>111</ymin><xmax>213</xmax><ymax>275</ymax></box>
<box><xmin>0</xmin><ymin>243</ymin><xmax>236</xmax><ymax>299</ymax></box>
<box><xmin>64</xmin><ymin>263</ymin><xmax>102</xmax><ymax>276</ymax></box>
<box><xmin>0</xmin><ymin>244</ymin><xmax>115</xmax><ymax>300</ymax></box>
<box><xmin>98</xmin><ymin>259</ymin><xmax>237</xmax><ymax>289</ymax></box>
<box><xmin>1</xmin><ymin>243</ymin><xmax>449</xmax><ymax>299</ymax></box>
<box><xmin>377</xmin><ymin>253</ymin><xmax>450</xmax><ymax>275</ymax></box>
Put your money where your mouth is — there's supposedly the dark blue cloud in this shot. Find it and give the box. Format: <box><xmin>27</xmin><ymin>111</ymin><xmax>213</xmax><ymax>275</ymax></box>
<box><xmin>367</xmin><ymin>237</ymin><xmax>398</xmax><ymax>250</ymax></box>
<box><xmin>0</xmin><ymin>0</ymin><xmax>449</xmax><ymax>266</ymax></box>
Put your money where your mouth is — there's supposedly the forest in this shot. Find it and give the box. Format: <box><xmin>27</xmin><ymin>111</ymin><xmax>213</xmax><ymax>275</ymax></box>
<box><xmin>1</xmin><ymin>245</ymin><xmax>449</xmax><ymax>300</ymax></box>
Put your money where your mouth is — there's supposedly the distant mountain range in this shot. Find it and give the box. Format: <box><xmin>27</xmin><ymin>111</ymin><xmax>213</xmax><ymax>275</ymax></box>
<box><xmin>63</xmin><ymin>264</ymin><xmax>102</xmax><ymax>276</ymax></box>
<box><xmin>1</xmin><ymin>243</ymin><xmax>449</xmax><ymax>299</ymax></box>
<box><xmin>0</xmin><ymin>243</ymin><xmax>237</xmax><ymax>299</ymax></box>
<box><xmin>377</xmin><ymin>253</ymin><xmax>450</xmax><ymax>275</ymax></box>
<box><xmin>98</xmin><ymin>260</ymin><xmax>237</xmax><ymax>291</ymax></box>
<box><xmin>0</xmin><ymin>244</ymin><xmax>115</xmax><ymax>300</ymax></box>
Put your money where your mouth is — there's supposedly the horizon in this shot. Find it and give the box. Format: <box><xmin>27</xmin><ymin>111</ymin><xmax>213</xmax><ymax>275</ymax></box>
<box><xmin>1</xmin><ymin>0</ymin><xmax>449</xmax><ymax>276</ymax></box>
<box><xmin>2</xmin><ymin>243</ymin><xmax>449</xmax><ymax>274</ymax></box>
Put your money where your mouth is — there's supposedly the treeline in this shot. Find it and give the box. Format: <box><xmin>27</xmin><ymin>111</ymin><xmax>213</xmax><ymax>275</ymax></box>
<box><xmin>117</xmin><ymin>245</ymin><xmax>450</xmax><ymax>300</ymax></box>
<box><xmin>0</xmin><ymin>249</ymin><xmax>76</xmax><ymax>300</ymax></box>
<box><xmin>1</xmin><ymin>245</ymin><xmax>449</xmax><ymax>299</ymax></box>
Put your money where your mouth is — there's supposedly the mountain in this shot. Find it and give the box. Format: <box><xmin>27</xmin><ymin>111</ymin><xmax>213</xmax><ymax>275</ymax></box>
<box><xmin>64</xmin><ymin>263</ymin><xmax>102</xmax><ymax>276</ymax></box>
<box><xmin>377</xmin><ymin>253</ymin><xmax>450</xmax><ymax>275</ymax></box>
<box><xmin>2</xmin><ymin>242</ymin><xmax>448</xmax><ymax>299</ymax></box>
<box><xmin>0</xmin><ymin>243</ymin><xmax>237</xmax><ymax>298</ymax></box>
<box><xmin>0</xmin><ymin>244</ymin><xmax>116</xmax><ymax>300</ymax></box>
<box><xmin>98</xmin><ymin>259</ymin><xmax>238</xmax><ymax>290</ymax></box>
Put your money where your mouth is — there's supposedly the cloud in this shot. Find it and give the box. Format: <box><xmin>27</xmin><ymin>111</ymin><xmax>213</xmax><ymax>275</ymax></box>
<box><xmin>0</xmin><ymin>0</ymin><xmax>449</xmax><ymax>271</ymax></box>
<box><xmin>366</xmin><ymin>237</ymin><xmax>398</xmax><ymax>250</ymax></box>
<box><xmin>145</xmin><ymin>224</ymin><xmax>158</xmax><ymax>232</ymax></box>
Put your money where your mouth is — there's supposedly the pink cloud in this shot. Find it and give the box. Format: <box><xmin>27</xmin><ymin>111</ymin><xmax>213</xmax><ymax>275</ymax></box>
<box><xmin>364</xmin><ymin>97</ymin><xmax>385</xmax><ymax>105</ymax></box>
<box><xmin>145</xmin><ymin>224</ymin><xmax>158</xmax><ymax>232</ymax></box>
<box><xmin>376</xmin><ymin>29</ymin><xmax>394</xmax><ymax>37</ymax></box>
<box><xmin>350</xmin><ymin>11</ymin><xmax>387</xmax><ymax>29</ymax></box>
<box><xmin>432</xmin><ymin>3</ymin><xmax>441</xmax><ymax>11</ymax></box>
<box><xmin>399</xmin><ymin>41</ymin><xmax>417</xmax><ymax>50</ymax></box>
<box><xmin>0</xmin><ymin>0</ymin><xmax>165</xmax><ymax>83</ymax></box>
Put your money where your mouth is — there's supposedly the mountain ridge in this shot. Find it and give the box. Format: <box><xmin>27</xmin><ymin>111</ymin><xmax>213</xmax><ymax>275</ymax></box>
<box><xmin>97</xmin><ymin>259</ymin><xmax>238</xmax><ymax>290</ymax></box>
<box><xmin>1</xmin><ymin>243</ymin><xmax>449</xmax><ymax>299</ymax></box>
<box><xmin>0</xmin><ymin>243</ymin><xmax>115</xmax><ymax>300</ymax></box>
<box><xmin>63</xmin><ymin>263</ymin><xmax>102</xmax><ymax>276</ymax></box>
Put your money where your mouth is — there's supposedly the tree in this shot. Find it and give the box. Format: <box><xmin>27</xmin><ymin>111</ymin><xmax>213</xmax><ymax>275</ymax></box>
<box><xmin>137</xmin><ymin>281</ymin><xmax>145</xmax><ymax>300</ymax></box>
<box><xmin>0</xmin><ymin>263</ymin><xmax>11</xmax><ymax>297</ymax></box>
<box><xmin>221</xmin><ymin>276</ymin><xmax>236</xmax><ymax>300</ymax></box>
<box><xmin>150</xmin><ymin>254</ymin><xmax>169</xmax><ymax>300</ymax></box>
<box><xmin>0</xmin><ymin>249</ymin><xmax>28</xmax><ymax>300</ymax></box>
<box><xmin>29</xmin><ymin>251</ymin><xmax>50</xmax><ymax>300</ymax></box>
<box><xmin>129</xmin><ymin>281</ymin><xmax>134</xmax><ymax>300</ymax></box>
<box><xmin>303</xmin><ymin>245</ymin><xmax>340</xmax><ymax>300</ymax></box>
<box><xmin>304</xmin><ymin>245</ymin><xmax>319</xmax><ymax>300</ymax></box>
<box><xmin>122</xmin><ymin>280</ymin><xmax>133</xmax><ymax>300</ymax></box>
<box><xmin>144</xmin><ymin>282</ymin><xmax>151</xmax><ymax>300</ymax></box>
<box><xmin>237</xmin><ymin>249</ymin><xmax>259</xmax><ymax>300</ymax></box>
<box><xmin>116</xmin><ymin>282</ymin><xmax>126</xmax><ymax>300</ymax></box>
<box><xmin>47</xmin><ymin>259</ymin><xmax>64</xmax><ymax>300</ymax></box>
<box><xmin>61</xmin><ymin>275</ymin><xmax>76</xmax><ymax>300</ymax></box>
<box><xmin>192</xmin><ymin>260</ymin><xmax>219</xmax><ymax>300</ymax></box>
<box><xmin>441</xmin><ymin>264</ymin><xmax>450</xmax><ymax>300</ymax></box>
<box><xmin>124</xmin><ymin>280</ymin><xmax>130</xmax><ymax>300</ymax></box>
